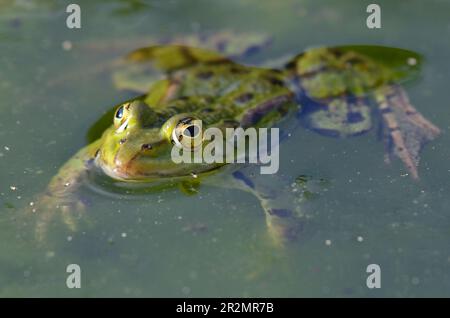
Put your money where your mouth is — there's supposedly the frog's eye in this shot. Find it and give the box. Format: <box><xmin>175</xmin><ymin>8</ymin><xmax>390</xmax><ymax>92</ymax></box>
<box><xmin>116</xmin><ymin>106</ymin><xmax>124</xmax><ymax>119</ymax></box>
<box><xmin>171</xmin><ymin>117</ymin><xmax>203</xmax><ymax>150</ymax></box>
<box><xmin>114</xmin><ymin>104</ymin><xmax>130</xmax><ymax>131</ymax></box>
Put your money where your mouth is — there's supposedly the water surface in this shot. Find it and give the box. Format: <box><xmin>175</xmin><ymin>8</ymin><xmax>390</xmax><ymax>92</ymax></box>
<box><xmin>1</xmin><ymin>0</ymin><xmax>450</xmax><ymax>297</ymax></box>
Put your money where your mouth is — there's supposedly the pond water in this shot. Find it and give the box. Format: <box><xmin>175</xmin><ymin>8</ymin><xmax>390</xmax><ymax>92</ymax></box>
<box><xmin>1</xmin><ymin>0</ymin><xmax>450</xmax><ymax>297</ymax></box>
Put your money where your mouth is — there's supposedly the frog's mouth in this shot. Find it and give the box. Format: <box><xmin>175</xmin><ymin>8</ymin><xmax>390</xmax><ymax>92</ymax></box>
<box><xmin>96</xmin><ymin>155</ymin><xmax>225</xmax><ymax>183</ymax></box>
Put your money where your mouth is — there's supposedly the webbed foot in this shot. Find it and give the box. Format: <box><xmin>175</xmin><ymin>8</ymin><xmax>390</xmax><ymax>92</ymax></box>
<box><xmin>30</xmin><ymin>192</ymin><xmax>88</xmax><ymax>242</ymax></box>
<box><xmin>375</xmin><ymin>85</ymin><xmax>440</xmax><ymax>179</ymax></box>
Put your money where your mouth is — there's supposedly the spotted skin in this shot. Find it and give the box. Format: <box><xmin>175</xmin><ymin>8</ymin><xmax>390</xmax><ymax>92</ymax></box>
<box><xmin>289</xmin><ymin>46</ymin><xmax>439</xmax><ymax>179</ymax></box>
<box><xmin>31</xmin><ymin>42</ymin><xmax>439</xmax><ymax>246</ymax></box>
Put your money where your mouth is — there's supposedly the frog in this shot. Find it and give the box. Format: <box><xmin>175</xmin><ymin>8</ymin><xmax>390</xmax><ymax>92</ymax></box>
<box><xmin>31</xmin><ymin>36</ymin><xmax>440</xmax><ymax>247</ymax></box>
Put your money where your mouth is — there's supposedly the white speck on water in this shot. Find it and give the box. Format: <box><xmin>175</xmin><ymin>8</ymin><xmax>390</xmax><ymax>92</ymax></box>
<box><xmin>407</xmin><ymin>57</ymin><xmax>417</xmax><ymax>66</ymax></box>
<box><xmin>4</xmin><ymin>146</ymin><xmax>10</xmax><ymax>151</ymax></box>
<box><xmin>67</xmin><ymin>236</ymin><xmax>73</xmax><ymax>242</ymax></box>
<box><xmin>191</xmin><ymin>172</ymin><xmax>198</xmax><ymax>178</ymax></box>
<box><xmin>62</xmin><ymin>40</ymin><xmax>72</xmax><ymax>51</ymax></box>
<box><xmin>357</xmin><ymin>236</ymin><xmax>364</xmax><ymax>242</ymax></box>
<box><xmin>121</xmin><ymin>232</ymin><xmax>127</xmax><ymax>238</ymax></box>
<box><xmin>181</xmin><ymin>286</ymin><xmax>191</xmax><ymax>295</ymax></box>
<box><xmin>325</xmin><ymin>239</ymin><xmax>332</xmax><ymax>246</ymax></box>
<box><xmin>10</xmin><ymin>186</ymin><xmax>17</xmax><ymax>191</ymax></box>
<box><xmin>64</xmin><ymin>182</ymin><xmax>71</xmax><ymax>187</ymax></box>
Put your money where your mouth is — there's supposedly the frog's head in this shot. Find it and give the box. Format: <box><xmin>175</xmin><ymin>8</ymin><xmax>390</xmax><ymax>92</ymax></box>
<box><xmin>96</xmin><ymin>100</ymin><xmax>222</xmax><ymax>182</ymax></box>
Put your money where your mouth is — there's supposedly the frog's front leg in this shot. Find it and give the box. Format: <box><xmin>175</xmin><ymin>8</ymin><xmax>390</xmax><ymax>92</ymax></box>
<box><xmin>32</xmin><ymin>140</ymin><xmax>101</xmax><ymax>241</ymax></box>
<box><xmin>212</xmin><ymin>170</ymin><xmax>321</xmax><ymax>248</ymax></box>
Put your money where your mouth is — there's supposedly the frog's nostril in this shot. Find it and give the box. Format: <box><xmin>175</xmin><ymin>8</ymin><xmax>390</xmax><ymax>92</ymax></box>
<box><xmin>141</xmin><ymin>143</ymin><xmax>153</xmax><ymax>151</ymax></box>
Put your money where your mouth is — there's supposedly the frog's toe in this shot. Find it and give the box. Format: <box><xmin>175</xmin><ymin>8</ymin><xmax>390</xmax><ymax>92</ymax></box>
<box><xmin>376</xmin><ymin>85</ymin><xmax>440</xmax><ymax>179</ymax></box>
<box><xmin>60</xmin><ymin>202</ymin><xmax>85</xmax><ymax>232</ymax></box>
<box><xmin>31</xmin><ymin>194</ymin><xmax>87</xmax><ymax>242</ymax></box>
<box><xmin>265</xmin><ymin>208</ymin><xmax>305</xmax><ymax>247</ymax></box>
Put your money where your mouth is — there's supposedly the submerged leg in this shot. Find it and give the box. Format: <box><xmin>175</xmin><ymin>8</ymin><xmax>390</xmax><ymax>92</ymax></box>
<box><xmin>31</xmin><ymin>140</ymin><xmax>100</xmax><ymax>241</ymax></box>
<box><xmin>50</xmin><ymin>32</ymin><xmax>270</xmax><ymax>89</ymax></box>
<box><xmin>217</xmin><ymin>170</ymin><xmax>326</xmax><ymax>247</ymax></box>
<box><xmin>79</xmin><ymin>31</ymin><xmax>271</xmax><ymax>59</ymax></box>
<box><xmin>374</xmin><ymin>85</ymin><xmax>440</xmax><ymax>179</ymax></box>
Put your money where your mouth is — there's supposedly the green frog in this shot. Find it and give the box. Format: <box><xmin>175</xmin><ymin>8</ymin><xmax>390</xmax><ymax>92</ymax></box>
<box><xmin>32</xmin><ymin>36</ymin><xmax>440</xmax><ymax>246</ymax></box>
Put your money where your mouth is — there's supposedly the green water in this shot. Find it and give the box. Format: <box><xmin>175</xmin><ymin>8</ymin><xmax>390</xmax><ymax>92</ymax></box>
<box><xmin>1</xmin><ymin>0</ymin><xmax>450</xmax><ymax>297</ymax></box>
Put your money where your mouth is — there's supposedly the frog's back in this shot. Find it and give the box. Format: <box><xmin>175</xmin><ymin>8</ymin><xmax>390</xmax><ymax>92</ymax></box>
<box><xmin>114</xmin><ymin>44</ymin><xmax>297</xmax><ymax>130</ymax></box>
<box><xmin>148</xmin><ymin>60</ymin><xmax>296</xmax><ymax>129</ymax></box>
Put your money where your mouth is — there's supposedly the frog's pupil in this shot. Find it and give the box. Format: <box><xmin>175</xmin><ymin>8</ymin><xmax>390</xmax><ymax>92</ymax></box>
<box><xmin>116</xmin><ymin>106</ymin><xmax>124</xmax><ymax>119</ymax></box>
<box><xmin>184</xmin><ymin>125</ymin><xmax>199</xmax><ymax>137</ymax></box>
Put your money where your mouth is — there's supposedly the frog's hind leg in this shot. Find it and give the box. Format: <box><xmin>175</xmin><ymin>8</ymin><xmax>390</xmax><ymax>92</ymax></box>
<box><xmin>375</xmin><ymin>85</ymin><xmax>440</xmax><ymax>179</ymax></box>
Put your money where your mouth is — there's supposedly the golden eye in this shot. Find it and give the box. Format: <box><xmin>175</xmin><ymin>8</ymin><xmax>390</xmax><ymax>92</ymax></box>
<box><xmin>171</xmin><ymin>118</ymin><xmax>202</xmax><ymax>150</ymax></box>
